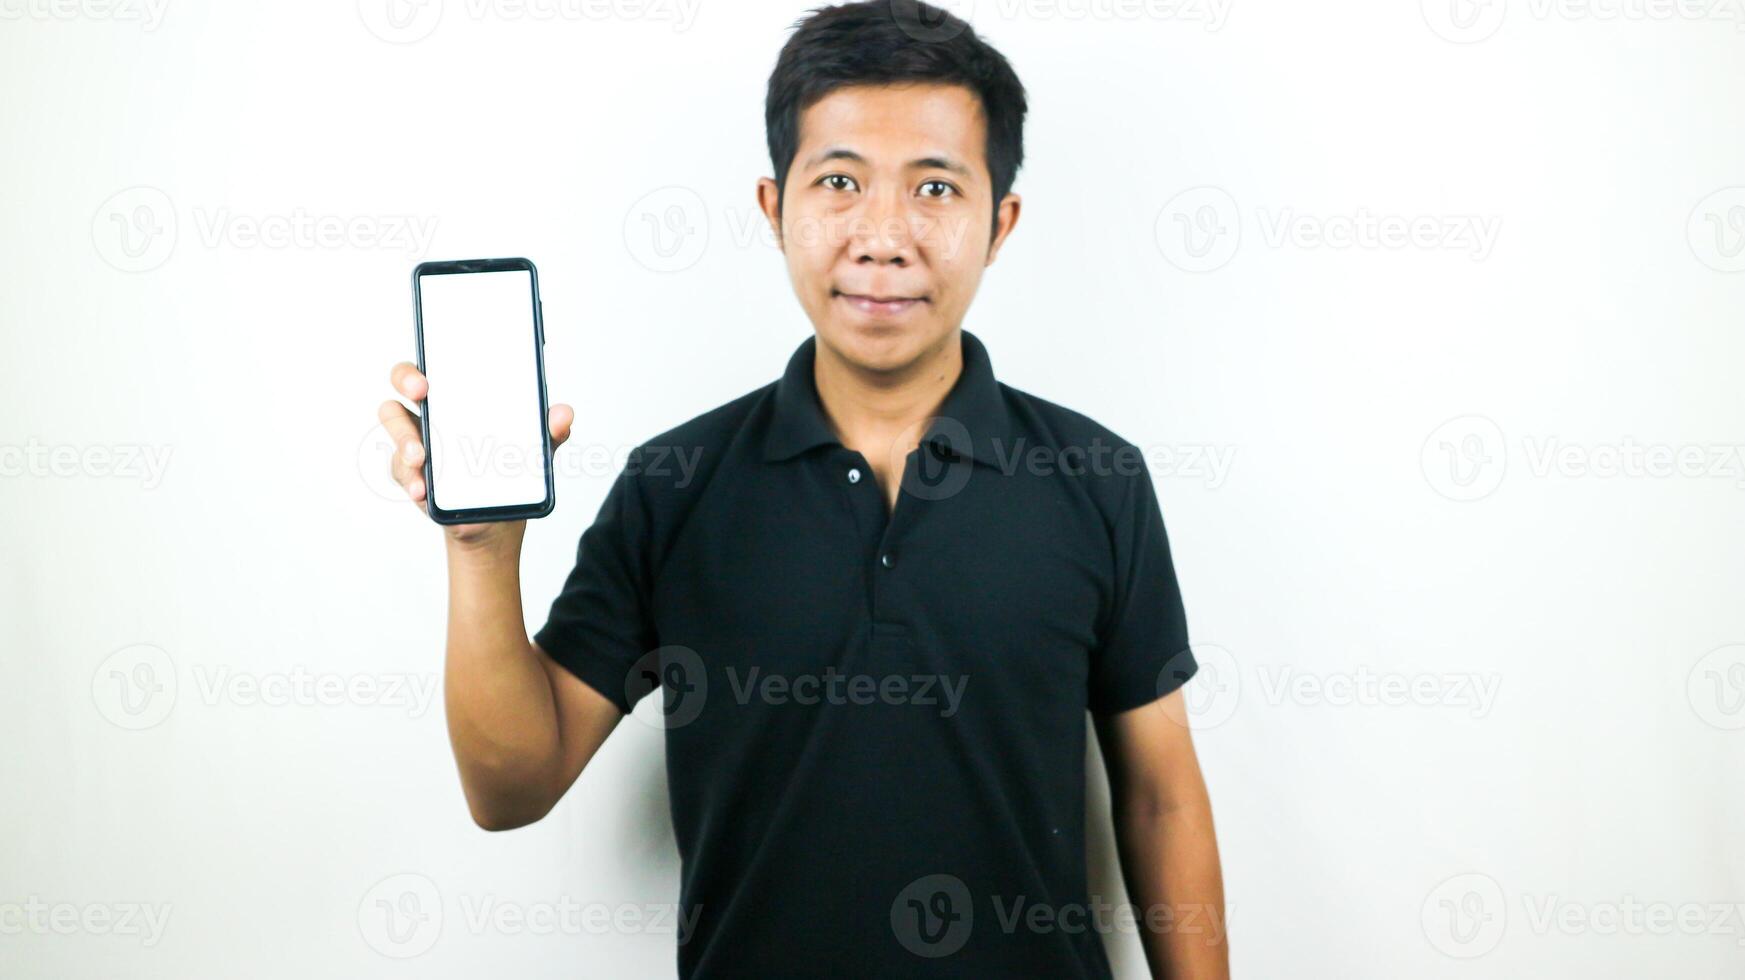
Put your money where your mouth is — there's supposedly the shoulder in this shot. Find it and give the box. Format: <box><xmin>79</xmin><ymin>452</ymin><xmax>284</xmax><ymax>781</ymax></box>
<box><xmin>617</xmin><ymin>380</ymin><xmax>775</xmax><ymax>514</ymax></box>
<box><xmin>997</xmin><ymin>382</ymin><xmax>1152</xmax><ymax>519</ymax></box>
<box><xmin>634</xmin><ymin>382</ymin><xmax>772</xmax><ymax>464</ymax></box>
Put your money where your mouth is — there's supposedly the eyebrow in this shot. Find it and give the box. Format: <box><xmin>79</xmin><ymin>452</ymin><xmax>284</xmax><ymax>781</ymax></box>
<box><xmin>804</xmin><ymin>147</ymin><xmax>973</xmax><ymax>178</ymax></box>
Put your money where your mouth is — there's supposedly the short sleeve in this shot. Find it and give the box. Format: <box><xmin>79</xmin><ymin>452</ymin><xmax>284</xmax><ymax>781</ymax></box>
<box><xmin>1087</xmin><ymin>457</ymin><xmax>1197</xmax><ymax>715</ymax></box>
<box><xmin>532</xmin><ymin>455</ymin><xmax>658</xmax><ymax>715</ymax></box>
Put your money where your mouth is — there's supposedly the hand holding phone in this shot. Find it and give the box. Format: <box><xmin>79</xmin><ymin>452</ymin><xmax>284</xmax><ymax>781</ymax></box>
<box><xmin>414</xmin><ymin>257</ymin><xmax>555</xmax><ymax>524</ymax></box>
<box><xmin>377</xmin><ymin>258</ymin><xmax>573</xmax><ymax>543</ymax></box>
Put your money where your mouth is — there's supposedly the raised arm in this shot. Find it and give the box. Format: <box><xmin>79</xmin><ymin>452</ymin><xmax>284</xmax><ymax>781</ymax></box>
<box><xmin>380</xmin><ymin>361</ymin><xmax>623</xmax><ymax>830</ymax></box>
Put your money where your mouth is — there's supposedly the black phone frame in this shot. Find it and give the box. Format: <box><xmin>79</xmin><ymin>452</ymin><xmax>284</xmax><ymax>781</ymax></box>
<box><xmin>411</xmin><ymin>256</ymin><xmax>555</xmax><ymax>525</ymax></box>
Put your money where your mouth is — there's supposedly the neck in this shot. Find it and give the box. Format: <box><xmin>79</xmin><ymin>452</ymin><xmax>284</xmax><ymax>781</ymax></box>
<box><xmin>812</xmin><ymin>330</ymin><xmax>963</xmax><ymax>459</ymax></box>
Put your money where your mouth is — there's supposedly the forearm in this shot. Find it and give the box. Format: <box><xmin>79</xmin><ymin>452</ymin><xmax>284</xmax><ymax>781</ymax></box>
<box><xmin>1115</xmin><ymin>796</ymin><xmax>1229</xmax><ymax>979</ymax></box>
<box><xmin>442</xmin><ymin>530</ymin><xmax>564</xmax><ymax>828</ymax></box>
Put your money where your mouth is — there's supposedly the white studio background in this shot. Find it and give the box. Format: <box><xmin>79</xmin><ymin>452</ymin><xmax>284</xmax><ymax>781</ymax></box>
<box><xmin>2</xmin><ymin>1</ymin><xmax>1743</xmax><ymax>977</ymax></box>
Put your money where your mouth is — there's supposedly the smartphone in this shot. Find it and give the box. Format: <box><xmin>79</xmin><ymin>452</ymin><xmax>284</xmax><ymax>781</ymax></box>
<box><xmin>411</xmin><ymin>257</ymin><xmax>555</xmax><ymax>524</ymax></box>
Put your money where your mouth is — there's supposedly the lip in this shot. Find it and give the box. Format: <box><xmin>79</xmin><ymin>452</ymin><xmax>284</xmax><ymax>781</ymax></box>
<box><xmin>833</xmin><ymin>290</ymin><xmax>927</xmax><ymax>318</ymax></box>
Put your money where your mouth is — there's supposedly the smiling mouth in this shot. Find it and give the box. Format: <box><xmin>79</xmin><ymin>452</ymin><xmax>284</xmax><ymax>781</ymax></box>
<box><xmin>833</xmin><ymin>289</ymin><xmax>927</xmax><ymax>317</ymax></box>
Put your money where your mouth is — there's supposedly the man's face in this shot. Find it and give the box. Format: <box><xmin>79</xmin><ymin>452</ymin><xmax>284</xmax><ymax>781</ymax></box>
<box><xmin>759</xmin><ymin>82</ymin><xmax>1019</xmax><ymax>374</ymax></box>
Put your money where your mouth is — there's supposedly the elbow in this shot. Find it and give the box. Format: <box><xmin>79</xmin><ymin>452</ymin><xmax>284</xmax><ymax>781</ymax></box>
<box><xmin>467</xmin><ymin>798</ymin><xmax>552</xmax><ymax>832</ymax></box>
<box><xmin>470</xmin><ymin>811</ymin><xmax>531</xmax><ymax>832</ymax></box>
<box><xmin>459</xmin><ymin>767</ymin><xmax>559</xmax><ymax>831</ymax></box>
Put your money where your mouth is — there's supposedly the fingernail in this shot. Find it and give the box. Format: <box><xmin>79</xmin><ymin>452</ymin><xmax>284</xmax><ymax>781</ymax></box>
<box><xmin>403</xmin><ymin>441</ymin><xmax>420</xmax><ymax>463</ymax></box>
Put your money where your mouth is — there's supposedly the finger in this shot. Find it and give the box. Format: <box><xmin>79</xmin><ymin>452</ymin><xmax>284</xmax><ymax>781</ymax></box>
<box><xmin>377</xmin><ymin>399</ymin><xmax>426</xmax><ymax>487</ymax></box>
<box><xmin>376</xmin><ymin>397</ymin><xmax>419</xmax><ymax>436</ymax></box>
<box><xmin>390</xmin><ymin>362</ymin><xmax>428</xmax><ymax>402</ymax></box>
<box><xmin>549</xmin><ymin>403</ymin><xmax>575</xmax><ymax>448</ymax></box>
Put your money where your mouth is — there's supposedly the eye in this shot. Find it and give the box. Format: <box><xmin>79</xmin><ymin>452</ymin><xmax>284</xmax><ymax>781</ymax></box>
<box><xmin>919</xmin><ymin>180</ymin><xmax>958</xmax><ymax>200</ymax></box>
<box><xmin>819</xmin><ymin>174</ymin><xmax>858</xmax><ymax>192</ymax></box>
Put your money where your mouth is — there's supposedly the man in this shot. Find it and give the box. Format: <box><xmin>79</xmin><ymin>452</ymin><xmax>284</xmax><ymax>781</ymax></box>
<box><xmin>376</xmin><ymin>2</ymin><xmax>1227</xmax><ymax>976</ymax></box>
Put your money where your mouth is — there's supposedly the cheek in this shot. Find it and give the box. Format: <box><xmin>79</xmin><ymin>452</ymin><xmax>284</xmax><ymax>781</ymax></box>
<box><xmin>926</xmin><ymin>251</ymin><xmax>983</xmax><ymax>303</ymax></box>
<box><xmin>781</xmin><ymin>229</ymin><xmax>830</xmax><ymax>281</ymax></box>
<box><xmin>784</xmin><ymin>246</ymin><xmax>837</xmax><ymax>311</ymax></box>
<box><xmin>781</xmin><ymin>200</ymin><xmax>847</xmax><ymax>258</ymax></box>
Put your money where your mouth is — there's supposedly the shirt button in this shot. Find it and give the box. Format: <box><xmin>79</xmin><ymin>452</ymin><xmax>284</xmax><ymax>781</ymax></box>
<box><xmin>880</xmin><ymin>553</ymin><xmax>895</xmax><ymax>569</ymax></box>
<box><xmin>847</xmin><ymin>467</ymin><xmax>862</xmax><ymax>484</ymax></box>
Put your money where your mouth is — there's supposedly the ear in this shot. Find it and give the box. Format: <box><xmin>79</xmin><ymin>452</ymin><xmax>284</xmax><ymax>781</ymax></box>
<box><xmin>985</xmin><ymin>192</ymin><xmax>1021</xmax><ymax>266</ymax></box>
<box><xmin>756</xmin><ymin>177</ymin><xmax>783</xmax><ymax>251</ymax></box>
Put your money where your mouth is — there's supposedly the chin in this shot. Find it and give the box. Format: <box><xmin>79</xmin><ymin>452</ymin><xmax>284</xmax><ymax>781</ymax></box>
<box><xmin>820</xmin><ymin>320</ymin><xmax>925</xmax><ymax>373</ymax></box>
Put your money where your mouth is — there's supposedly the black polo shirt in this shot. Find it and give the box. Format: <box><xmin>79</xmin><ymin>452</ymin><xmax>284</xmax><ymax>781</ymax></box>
<box><xmin>534</xmin><ymin>329</ymin><xmax>1196</xmax><ymax>979</ymax></box>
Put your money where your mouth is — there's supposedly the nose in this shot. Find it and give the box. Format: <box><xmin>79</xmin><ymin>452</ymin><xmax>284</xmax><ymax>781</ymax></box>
<box><xmin>848</xmin><ymin>187</ymin><xmax>917</xmax><ymax>267</ymax></box>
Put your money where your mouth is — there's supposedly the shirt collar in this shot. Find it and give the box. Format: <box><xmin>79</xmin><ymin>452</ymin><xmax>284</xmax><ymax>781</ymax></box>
<box><xmin>761</xmin><ymin>329</ymin><xmax>1011</xmax><ymax>469</ymax></box>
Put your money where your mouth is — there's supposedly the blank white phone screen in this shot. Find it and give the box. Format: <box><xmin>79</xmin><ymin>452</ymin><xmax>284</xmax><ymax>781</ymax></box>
<box><xmin>418</xmin><ymin>269</ymin><xmax>547</xmax><ymax>512</ymax></box>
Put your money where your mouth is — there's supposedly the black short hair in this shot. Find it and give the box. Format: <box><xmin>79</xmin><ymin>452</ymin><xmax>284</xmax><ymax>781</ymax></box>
<box><xmin>765</xmin><ymin>0</ymin><xmax>1028</xmax><ymax>240</ymax></box>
